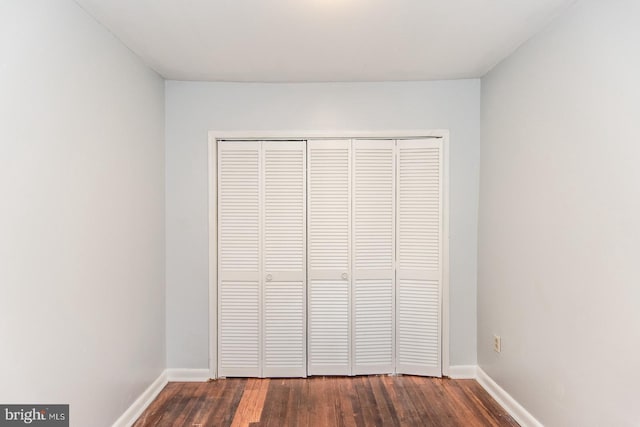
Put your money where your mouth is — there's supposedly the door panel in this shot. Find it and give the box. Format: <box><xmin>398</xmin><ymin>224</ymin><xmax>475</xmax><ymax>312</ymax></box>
<box><xmin>262</xmin><ymin>141</ymin><xmax>307</xmax><ymax>377</ymax></box>
<box><xmin>218</xmin><ymin>141</ymin><xmax>261</xmax><ymax>377</ymax></box>
<box><xmin>307</xmin><ymin>140</ymin><xmax>351</xmax><ymax>376</ymax></box>
<box><xmin>396</xmin><ymin>139</ymin><xmax>443</xmax><ymax>377</ymax></box>
<box><xmin>352</xmin><ymin>140</ymin><xmax>395</xmax><ymax>375</ymax></box>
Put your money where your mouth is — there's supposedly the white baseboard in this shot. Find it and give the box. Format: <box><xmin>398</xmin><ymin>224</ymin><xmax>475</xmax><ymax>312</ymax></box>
<box><xmin>476</xmin><ymin>367</ymin><xmax>543</xmax><ymax>427</ymax></box>
<box><xmin>112</xmin><ymin>369</ymin><xmax>210</xmax><ymax>427</ymax></box>
<box><xmin>112</xmin><ymin>371</ymin><xmax>168</xmax><ymax>427</ymax></box>
<box><xmin>166</xmin><ymin>368</ymin><xmax>211</xmax><ymax>382</ymax></box>
<box><xmin>448</xmin><ymin>365</ymin><xmax>477</xmax><ymax>379</ymax></box>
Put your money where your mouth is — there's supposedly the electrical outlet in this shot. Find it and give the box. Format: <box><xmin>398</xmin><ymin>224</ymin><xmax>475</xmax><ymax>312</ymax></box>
<box><xmin>493</xmin><ymin>335</ymin><xmax>501</xmax><ymax>353</ymax></box>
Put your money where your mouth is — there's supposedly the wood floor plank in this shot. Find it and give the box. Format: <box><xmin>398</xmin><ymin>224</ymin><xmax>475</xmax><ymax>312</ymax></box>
<box><xmin>337</xmin><ymin>377</ymin><xmax>359</xmax><ymax>427</ymax></box>
<box><xmin>231</xmin><ymin>378</ymin><xmax>270</xmax><ymax>427</ymax></box>
<box><xmin>371</xmin><ymin>376</ymin><xmax>400</xmax><ymax>426</ymax></box>
<box><xmin>133</xmin><ymin>376</ymin><xmax>519</xmax><ymax>427</ymax></box>
<box><xmin>355</xmin><ymin>376</ymin><xmax>383</xmax><ymax>426</ymax></box>
<box><xmin>382</xmin><ymin>376</ymin><xmax>420</xmax><ymax>425</ymax></box>
<box><xmin>190</xmin><ymin>381</ymin><xmax>235</xmax><ymax>427</ymax></box>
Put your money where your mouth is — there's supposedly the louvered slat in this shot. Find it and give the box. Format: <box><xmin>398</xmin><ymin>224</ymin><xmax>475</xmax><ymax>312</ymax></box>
<box><xmin>219</xmin><ymin>280</ymin><xmax>260</xmax><ymax>377</ymax></box>
<box><xmin>218</xmin><ymin>146</ymin><xmax>260</xmax><ymax>272</ymax></box>
<box><xmin>396</xmin><ymin>139</ymin><xmax>443</xmax><ymax>377</ymax></box>
<box><xmin>307</xmin><ymin>140</ymin><xmax>351</xmax><ymax>375</ymax></box>
<box><xmin>264</xmin><ymin>146</ymin><xmax>305</xmax><ymax>272</ymax></box>
<box><xmin>397</xmin><ymin>279</ymin><xmax>440</xmax><ymax>366</ymax></box>
<box><xmin>263</xmin><ymin>281</ymin><xmax>305</xmax><ymax>374</ymax></box>
<box><xmin>308</xmin><ymin>148</ymin><xmax>350</xmax><ymax>271</ymax></box>
<box><xmin>218</xmin><ymin>141</ymin><xmax>261</xmax><ymax>377</ymax></box>
<box><xmin>352</xmin><ymin>140</ymin><xmax>395</xmax><ymax>374</ymax></box>
<box><xmin>308</xmin><ymin>280</ymin><xmax>350</xmax><ymax>374</ymax></box>
<box><xmin>354</xmin><ymin>279</ymin><xmax>394</xmax><ymax>372</ymax></box>
<box><xmin>398</xmin><ymin>147</ymin><xmax>441</xmax><ymax>270</ymax></box>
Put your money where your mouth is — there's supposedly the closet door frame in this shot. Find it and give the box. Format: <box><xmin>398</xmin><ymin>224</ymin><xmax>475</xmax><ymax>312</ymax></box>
<box><xmin>208</xmin><ymin>130</ymin><xmax>450</xmax><ymax>379</ymax></box>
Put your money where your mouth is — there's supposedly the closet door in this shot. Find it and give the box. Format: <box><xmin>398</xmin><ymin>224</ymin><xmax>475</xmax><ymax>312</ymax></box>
<box><xmin>218</xmin><ymin>141</ymin><xmax>261</xmax><ymax>377</ymax></box>
<box><xmin>307</xmin><ymin>140</ymin><xmax>351</xmax><ymax>375</ymax></box>
<box><xmin>396</xmin><ymin>139</ymin><xmax>443</xmax><ymax>377</ymax></box>
<box><xmin>218</xmin><ymin>140</ymin><xmax>307</xmax><ymax>378</ymax></box>
<box><xmin>262</xmin><ymin>141</ymin><xmax>306</xmax><ymax>377</ymax></box>
<box><xmin>352</xmin><ymin>140</ymin><xmax>395</xmax><ymax>375</ymax></box>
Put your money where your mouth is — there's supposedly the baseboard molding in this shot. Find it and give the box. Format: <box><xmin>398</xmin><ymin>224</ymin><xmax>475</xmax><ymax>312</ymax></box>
<box><xmin>476</xmin><ymin>367</ymin><xmax>543</xmax><ymax>427</ymax></box>
<box><xmin>112</xmin><ymin>371</ymin><xmax>168</xmax><ymax>427</ymax></box>
<box><xmin>113</xmin><ymin>369</ymin><xmax>211</xmax><ymax>427</ymax></box>
<box><xmin>166</xmin><ymin>368</ymin><xmax>211</xmax><ymax>382</ymax></box>
<box><xmin>448</xmin><ymin>365</ymin><xmax>477</xmax><ymax>379</ymax></box>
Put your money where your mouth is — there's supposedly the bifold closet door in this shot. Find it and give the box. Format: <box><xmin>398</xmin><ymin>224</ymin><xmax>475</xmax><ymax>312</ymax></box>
<box><xmin>396</xmin><ymin>139</ymin><xmax>443</xmax><ymax>377</ymax></box>
<box><xmin>307</xmin><ymin>140</ymin><xmax>351</xmax><ymax>376</ymax></box>
<box><xmin>217</xmin><ymin>138</ymin><xmax>443</xmax><ymax>378</ymax></box>
<box><xmin>218</xmin><ymin>141</ymin><xmax>306</xmax><ymax>378</ymax></box>
<box><xmin>352</xmin><ymin>140</ymin><xmax>395</xmax><ymax>375</ymax></box>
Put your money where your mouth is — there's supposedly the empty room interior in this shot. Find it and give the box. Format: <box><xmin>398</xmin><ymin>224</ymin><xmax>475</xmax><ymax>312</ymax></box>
<box><xmin>2</xmin><ymin>0</ymin><xmax>639</xmax><ymax>426</ymax></box>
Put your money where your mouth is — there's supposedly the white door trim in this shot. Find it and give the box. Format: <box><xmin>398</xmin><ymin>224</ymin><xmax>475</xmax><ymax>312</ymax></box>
<box><xmin>208</xmin><ymin>129</ymin><xmax>450</xmax><ymax>379</ymax></box>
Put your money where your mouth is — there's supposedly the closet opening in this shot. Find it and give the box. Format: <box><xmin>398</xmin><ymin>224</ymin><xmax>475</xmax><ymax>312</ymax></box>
<box><xmin>208</xmin><ymin>131</ymin><xmax>449</xmax><ymax>380</ymax></box>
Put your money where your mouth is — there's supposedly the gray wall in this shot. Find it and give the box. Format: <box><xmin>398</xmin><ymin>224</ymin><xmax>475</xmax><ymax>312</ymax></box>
<box><xmin>479</xmin><ymin>0</ymin><xmax>640</xmax><ymax>425</ymax></box>
<box><xmin>0</xmin><ymin>2</ymin><xmax>165</xmax><ymax>426</ymax></box>
<box><xmin>165</xmin><ymin>80</ymin><xmax>481</xmax><ymax>369</ymax></box>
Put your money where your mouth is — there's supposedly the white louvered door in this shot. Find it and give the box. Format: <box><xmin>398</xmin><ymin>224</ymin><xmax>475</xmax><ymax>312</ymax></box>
<box><xmin>262</xmin><ymin>141</ymin><xmax>307</xmax><ymax>377</ymax></box>
<box><xmin>352</xmin><ymin>140</ymin><xmax>395</xmax><ymax>375</ymax></box>
<box><xmin>218</xmin><ymin>140</ymin><xmax>306</xmax><ymax>378</ymax></box>
<box><xmin>396</xmin><ymin>139</ymin><xmax>443</xmax><ymax>377</ymax></box>
<box><xmin>218</xmin><ymin>141</ymin><xmax>261</xmax><ymax>377</ymax></box>
<box><xmin>218</xmin><ymin>137</ymin><xmax>444</xmax><ymax>379</ymax></box>
<box><xmin>307</xmin><ymin>140</ymin><xmax>352</xmax><ymax>376</ymax></box>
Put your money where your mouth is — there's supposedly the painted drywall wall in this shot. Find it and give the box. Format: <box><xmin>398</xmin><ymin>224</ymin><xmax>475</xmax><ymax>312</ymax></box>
<box><xmin>479</xmin><ymin>0</ymin><xmax>640</xmax><ymax>426</ymax></box>
<box><xmin>165</xmin><ymin>80</ymin><xmax>480</xmax><ymax>369</ymax></box>
<box><xmin>0</xmin><ymin>2</ymin><xmax>165</xmax><ymax>426</ymax></box>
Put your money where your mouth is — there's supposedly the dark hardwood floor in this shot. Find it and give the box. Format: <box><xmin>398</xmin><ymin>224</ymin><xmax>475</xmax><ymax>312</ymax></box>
<box><xmin>133</xmin><ymin>376</ymin><xmax>519</xmax><ymax>427</ymax></box>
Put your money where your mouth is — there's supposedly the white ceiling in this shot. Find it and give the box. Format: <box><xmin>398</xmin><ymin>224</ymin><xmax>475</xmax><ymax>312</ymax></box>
<box><xmin>75</xmin><ymin>0</ymin><xmax>576</xmax><ymax>82</ymax></box>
